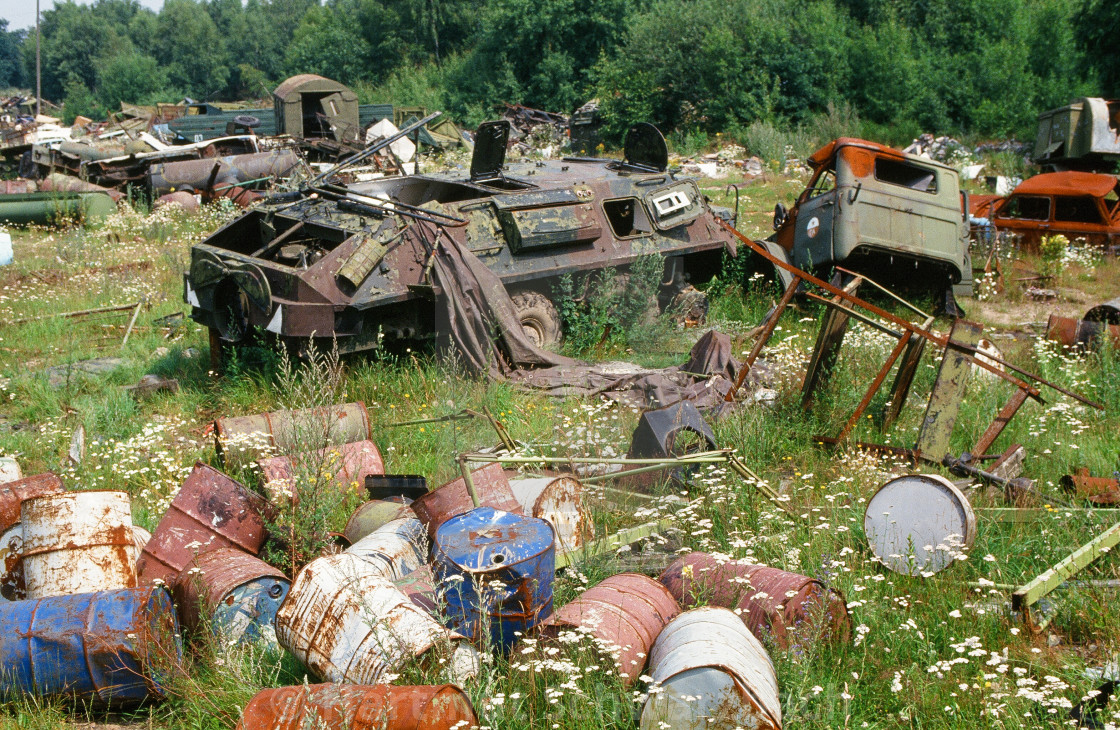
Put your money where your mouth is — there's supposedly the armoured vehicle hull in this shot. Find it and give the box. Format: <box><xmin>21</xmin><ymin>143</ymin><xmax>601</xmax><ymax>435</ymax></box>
<box><xmin>185</xmin><ymin>122</ymin><xmax>734</xmax><ymax>358</ymax></box>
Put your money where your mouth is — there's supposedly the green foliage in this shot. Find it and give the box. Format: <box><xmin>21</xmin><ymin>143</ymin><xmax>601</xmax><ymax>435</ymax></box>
<box><xmin>1038</xmin><ymin>233</ymin><xmax>1069</xmax><ymax>278</ymax></box>
<box><xmin>95</xmin><ymin>51</ymin><xmax>167</xmax><ymax>108</ymax></box>
<box><xmin>0</xmin><ymin>19</ymin><xmax>26</xmax><ymax>88</ymax></box>
<box><xmin>1075</xmin><ymin>0</ymin><xmax>1120</xmax><ymax>96</ymax></box>
<box><xmin>156</xmin><ymin>0</ymin><xmax>230</xmax><ymax>97</ymax></box>
<box><xmin>61</xmin><ymin>77</ymin><xmax>105</xmax><ymax>124</ymax></box>
<box><xmin>556</xmin><ymin>254</ymin><xmax>666</xmax><ymax>355</ymax></box>
<box><xmin>3</xmin><ymin>0</ymin><xmax>1101</xmax><ymax>144</ymax></box>
<box><xmin>285</xmin><ymin>2</ymin><xmax>372</xmax><ymax>86</ymax></box>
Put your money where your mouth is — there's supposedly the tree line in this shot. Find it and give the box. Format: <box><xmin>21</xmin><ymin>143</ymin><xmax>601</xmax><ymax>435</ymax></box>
<box><xmin>1</xmin><ymin>0</ymin><xmax>1117</xmax><ymax>143</ymax></box>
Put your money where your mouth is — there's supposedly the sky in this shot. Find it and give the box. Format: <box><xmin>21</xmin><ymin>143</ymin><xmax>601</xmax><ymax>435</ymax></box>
<box><xmin>3</xmin><ymin>0</ymin><xmax>166</xmax><ymax>31</ymax></box>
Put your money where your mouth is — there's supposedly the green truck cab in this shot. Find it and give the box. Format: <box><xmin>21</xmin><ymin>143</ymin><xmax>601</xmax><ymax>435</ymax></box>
<box><xmin>763</xmin><ymin>138</ymin><xmax>972</xmax><ymax>306</ymax></box>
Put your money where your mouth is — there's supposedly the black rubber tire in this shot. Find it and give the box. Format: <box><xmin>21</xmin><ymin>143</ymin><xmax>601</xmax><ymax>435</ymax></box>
<box><xmin>510</xmin><ymin>290</ymin><xmax>562</xmax><ymax>348</ymax></box>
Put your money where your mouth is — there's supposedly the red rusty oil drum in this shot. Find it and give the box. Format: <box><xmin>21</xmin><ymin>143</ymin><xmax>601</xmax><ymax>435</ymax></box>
<box><xmin>215</xmin><ymin>402</ymin><xmax>372</xmax><ymax>468</ymax></box>
<box><xmin>0</xmin><ymin>472</ymin><xmax>63</xmax><ymax>533</ymax></box>
<box><xmin>257</xmin><ymin>439</ymin><xmax>384</xmax><ymax>502</ymax></box>
<box><xmin>236</xmin><ymin>683</ymin><xmax>478</xmax><ymax>730</ymax></box>
<box><xmin>173</xmin><ymin>547</ymin><xmax>289</xmax><ymax>645</ymax></box>
<box><xmin>137</xmin><ymin>462</ymin><xmax>270</xmax><ymax>585</ymax></box>
<box><xmin>660</xmin><ymin>552</ymin><xmax>850</xmax><ymax>648</ymax></box>
<box><xmin>411</xmin><ymin>463</ymin><xmax>522</xmax><ymax>541</ymax></box>
<box><xmin>540</xmin><ymin>572</ymin><xmax>679</xmax><ymax>683</ymax></box>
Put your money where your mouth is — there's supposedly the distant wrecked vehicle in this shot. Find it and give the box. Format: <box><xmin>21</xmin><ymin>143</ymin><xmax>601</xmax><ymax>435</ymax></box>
<box><xmin>185</xmin><ymin>120</ymin><xmax>736</xmax><ymax>360</ymax></box>
<box><xmin>757</xmin><ymin>138</ymin><xmax>973</xmax><ymax>308</ymax></box>
<box><xmin>1034</xmin><ymin>97</ymin><xmax>1120</xmax><ymax>172</ymax></box>
<box><xmin>970</xmin><ymin>171</ymin><xmax>1120</xmax><ymax>250</ymax></box>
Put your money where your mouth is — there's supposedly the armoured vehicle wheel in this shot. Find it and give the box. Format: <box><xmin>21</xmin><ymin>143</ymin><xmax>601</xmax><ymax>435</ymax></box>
<box><xmin>510</xmin><ymin>290</ymin><xmax>562</xmax><ymax>348</ymax></box>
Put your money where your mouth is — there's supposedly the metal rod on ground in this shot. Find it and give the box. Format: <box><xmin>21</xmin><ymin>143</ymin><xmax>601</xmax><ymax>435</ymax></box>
<box><xmin>460</xmin><ymin>451</ymin><xmax>734</xmax><ymax>467</ymax></box>
<box><xmin>724</xmin><ymin>276</ymin><xmax>801</xmax><ymax>402</ymax></box>
<box><xmin>716</xmin><ymin>219</ymin><xmax>1103</xmax><ymax>409</ymax></box>
<box><xmin>555</xmin><ymin>520</ymin><xmax>672</xmax><ymax>569</ymax></box>
<box><xmin>4</xmin><ymin>302</ymin><xmax>141</xmax><ymax>326</ymax></box>
<box><xmin>836</xmin><ymin>331</ymin><xmax>912</xmax><ymax>442</ymax></box>
<box><xmin>120</xmin><ymin>302</ymin><xmax>142</xmax><ymax>347</ymax></box>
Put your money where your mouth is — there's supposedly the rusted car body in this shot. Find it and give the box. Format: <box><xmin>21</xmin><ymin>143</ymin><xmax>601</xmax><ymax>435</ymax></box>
<box><xmin>765</xmin><ymin>138</ymin><xmax>972</xmax><ymax>299</ymax></box>
<box><xmin>184</xmin><ymin>121</ymin><xmax>734</xmax><ymax>357</ymax></box>
<box><xmin>971</xmin><ymin>172</ymin><xmax>1120</xmax><ymax>250</ymax></box>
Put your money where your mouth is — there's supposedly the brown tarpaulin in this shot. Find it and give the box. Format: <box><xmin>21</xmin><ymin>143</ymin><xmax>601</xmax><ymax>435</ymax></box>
<box><xmin>431</xmin><ymin>234</ymin><xmax>766</xmax><ymax>410</ymax></box>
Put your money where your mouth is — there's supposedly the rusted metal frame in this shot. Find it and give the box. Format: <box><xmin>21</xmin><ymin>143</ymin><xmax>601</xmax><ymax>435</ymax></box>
<box><xmin>800</xmin><ymin>278</ymin><xmax>863</xmax><ymax>408</ymax></box>
<box><xmin>309</xmin><ymin>111</ymin><xmax>441</xmax><ymax>186</ymax></box>
<box><xmin>1012</xmin><ymin>518</ymin><xmax>1120</xmax><ymax>629</ymax></box>
<box><xmin>833</xmin><ymin>266</ymin><xmax>932</xmax><ymax>320</ymax></box>
<box><xmin>476</xmin><ymin>407</ymin><xmax>517</xmax><ymax>452</ymax></box>
<box><xmin>835</xmin><ymin>332</ymin><xmax>913</xmax><ymax>443</ymax></box>
<box><xmin>881</xmin><ymin>317</ymin><xmax>933</xmax><ymax>430</ymax></box>
<box><xmin>717</xmin><ymin>220</ymin><xmax>1083</xmax><ymax>406</ymax></box>
<box><xmin>804</xmin><ymin>293</ymin><xmax>903</xmax><ymax>338</ymax></box>
<box><xmin>971</xmin><ymin>388</ymin><xmax>1030</xmax><ymax>457</ymax></box>
<box><xmin>724</xmin><ymin>275</ymin><xmax>802</xmax><ymax>402</ymax></box>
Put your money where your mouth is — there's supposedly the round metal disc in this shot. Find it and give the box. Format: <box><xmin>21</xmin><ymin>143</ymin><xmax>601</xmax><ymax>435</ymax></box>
<box><xmin>864</xmin><ymin>474</ymin><xmax>975</xmax><ymax>576</ymax></box>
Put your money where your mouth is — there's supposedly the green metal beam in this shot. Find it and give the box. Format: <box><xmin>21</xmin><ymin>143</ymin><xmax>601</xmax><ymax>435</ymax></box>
<box><xmin>1012</xmin><ymin>519</ymin><xmax>1120</xmax><ymax>611</ymax></box>
<box><xmin>555</xmin><ymin>520</ymin><xmax>672</xmax><ymax>569</ymax></box>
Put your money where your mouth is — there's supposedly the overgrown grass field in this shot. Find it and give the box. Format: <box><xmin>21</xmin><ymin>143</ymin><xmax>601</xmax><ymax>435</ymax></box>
<box><xmin>0</xmin><ymin>179</ymin><xmax>1117</xmax><ymax>729</ymax></box>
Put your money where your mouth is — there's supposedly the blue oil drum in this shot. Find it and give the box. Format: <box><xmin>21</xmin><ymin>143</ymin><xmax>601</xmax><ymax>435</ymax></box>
<box><xmin>0</xmin><ymin>586</ymin><xmax>182</xmax><ymax>705</ymax></box>
<box><xmin>433</xmin><ymin>506</ymin><xmax>554</xmax><ymax>653</ymax></box>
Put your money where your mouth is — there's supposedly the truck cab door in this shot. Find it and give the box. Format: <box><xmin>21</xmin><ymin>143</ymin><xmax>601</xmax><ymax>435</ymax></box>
<box><xmin>791</xmin><ymin>167</ymin><xmax>838</xmax><ymax>270</ymax></box>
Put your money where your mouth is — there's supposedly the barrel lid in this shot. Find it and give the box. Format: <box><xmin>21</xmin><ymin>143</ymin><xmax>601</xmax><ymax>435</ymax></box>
<box><xmin>434</xmin><ymin>507</ymin><xmax>554</xmax><ymax>571</ymax></box>
<box><xmin>864</xmin><ymin>473</ymin><xmax>976</xmax><ymax>576</ymax></box>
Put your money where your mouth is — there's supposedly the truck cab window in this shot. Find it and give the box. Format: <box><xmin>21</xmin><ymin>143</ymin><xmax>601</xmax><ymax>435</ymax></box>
<box><xmin>874</xmin><ymin>157</ymin><xmax>937</xmax><ymax>193</ymax></box>
<box><xmin>804</xmin><ymin>167</ymin><xmax>836</xmax><ymax>201</ymax></box>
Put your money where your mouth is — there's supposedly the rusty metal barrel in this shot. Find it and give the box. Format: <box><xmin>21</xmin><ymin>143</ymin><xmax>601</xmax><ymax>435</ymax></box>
<box><xmin>235</xmin><ymin>683</ymin><xmax>479</xmax><ymax>730</ymax></box>
<box><xmin>215</xmin><ymin>403</ymin><xmax>372</xmax><ymax>469</ymax></box>
<box><xmin>509</xmin><ymin>476</ymin><xmax>594</xmax><ymax>554</ymax></box>
<box><xmin>864</xmin><ymin>473</ymin><xmax>977</xmax><ymax>576</ymax></box>
<box><xmin>345</xmin><ymin>517</ymin><xmax>427</xmax><ymax>581</ymax></box>
<box><xmin>640</xmin><ymin>607</ymin><xmax>782</xmax><ymax>730</ymax></box>
<box><xmin>433</xmin><ymin>506</ymin><xmax>555</xmax><ymax>653</ymax></box>
<box><xmin>540</xmin><ymin>573</ymin><xmax>679</xmax><ymax>683</ymax></box>
<box><xmin>0</xmin><ymin>472</ymin><xmax>63</xmax><ymax>532</ymax></box>
<box><xmin>660</xmin><ymin>553</ymin><xmax>850</xmax><ymax>648</ymax></box>
<box><xmin>0</xmin><ymin>585</ymin><xmax>182</xmax><ymax>705</ymax></box>
<box><xmin>258</xmin><ymin>439</ymin><xmax>384</xmax><ymax>502</ymax></box>
<box><xmin>173</xmin><ymin>547</ymin><xmax>289</xmax><ymax>646</ymax></box>
<box><xmin>137</xmin><ymin>462</ymin><xmax>270</xmax><ymax>585</ymax></box>
<box><xmin>276</xmin><ymin>553</ymin><xmax>480</xmax><ymax>685</ymax></box>
<box><xmin>343</xmin><ymin>499</ymin><xmax>414</xmax><ymax>545</ymax></box>
<box><xmin>395</xmin><ymin>564</ymin><xmax>438</xmax><ymax>616</ymax></box>
<box><xmin>148</xmin><ymin>149</ymin><xmax>300</xmax><ymax>196</ymax></box>
<box><xmin>20</xmin><ymin>490</ymin><xmax>137</xmax><ymax>598</ymax></box>
<box><xmin>0</xmin><ymin>524</ymin><xmax>24</xmax><ymax>602</ymax></box>
<box><xmin>1084</xmin><ymin>297</ymin><xmax>1120</xmax><ymax>325</ymax></box>
<box><xmin>411</xmin><ymin>463</ymin><xmax>522</xmax><ymax>541</ymax></box>
<box><xmin>1046</xmin><ymin>314</ymin><xmax>1120</xmax><ymax>351</ymax></box>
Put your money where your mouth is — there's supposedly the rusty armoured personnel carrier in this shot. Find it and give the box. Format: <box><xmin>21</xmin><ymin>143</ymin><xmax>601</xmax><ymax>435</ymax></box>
<box><xmin>185</xmin><ymin>121</ymin><xmax>736</xmax><ymax>360</ymax></box>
